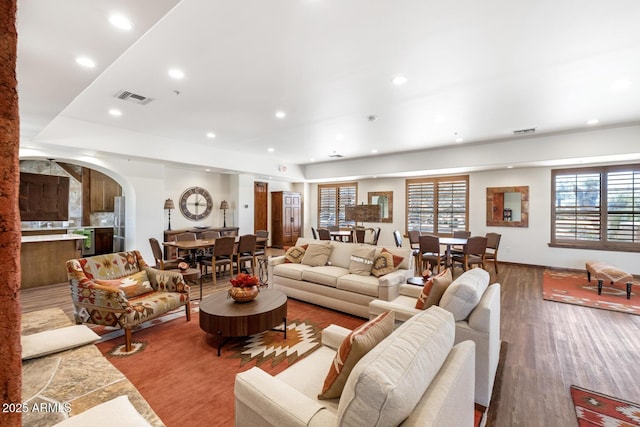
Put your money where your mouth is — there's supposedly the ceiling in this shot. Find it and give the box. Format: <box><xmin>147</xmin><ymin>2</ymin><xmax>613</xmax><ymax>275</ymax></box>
<box><xmin>16</xmin><ymin>0</ymin><xmax>640</xmax><ymax>171</ymax></box>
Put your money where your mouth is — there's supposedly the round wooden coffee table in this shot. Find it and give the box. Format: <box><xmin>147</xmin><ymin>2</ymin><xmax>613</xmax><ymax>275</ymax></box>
<box><xmin>199</xmin><ymin>288</ymin><xmax>287</xmax><ymax>356</ymax></box>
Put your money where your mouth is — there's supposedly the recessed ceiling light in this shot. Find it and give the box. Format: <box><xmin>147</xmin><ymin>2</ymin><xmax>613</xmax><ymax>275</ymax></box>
<box><xmin>371</xmin><ymin>149</ymin><xmax>379</xmax><ymax>154</ymax></box>
<box><xmin>168</xmin><ymin>68</ymin><xmax>185</xmax><ymax>80</ymax></box>
<box><xmin>109</xmin><ymin>14</ymin><xmax>133</xmax><ymax>31</ymax></box>
<box><xmin>75</xmin><ymin>57</ymin><xmax>96</xmax><ymax>68</ymax></box>
<box><xmin>310</xmin><ymin>158</ymin><xmax>316</xmax><ymax>162</ymax></box>
<box><xmin>275</xmin><ymin>111</ymin><xmax>286</xmax><ymax>119</ymax></box>
<box><xmin>507</xmin><ymin>165</ymin><xmax>514</xmax><ymax>169</ymax></box>
<box><xmin>267</xmin><ymin>147</ymin><xmax>275</xmax><ymax>152</ymax></box>
<box><xmin>455</xmin><ymin>137</ymin><xmax>464</xmax><ymax>143</ymax></box>
<box><xmin>206</xmin><ymin>132</ymin><xmax>216</xmax><ymax>139</ymax></box>
<box><xmin>109</xmin><ymin>109</ymin><xmax>122</xmax><ymax>117</ymax></box>
<box><xmin>586</xmin><ymin>119</ymin><xmax>599</xmax><ymax>125</ymax></box>
<box><xmin>611</xmin><ymin>79</ymin><xmax>632</xmax><ymax>90</ymax></box>
<box><xmin>205</xmin><ymin>169</ymin><xmax>211</xmax><ymax>172</ymax></box>
<box><xmin>391</xmin><ymin>75</ymin><xmax>408</xmax><ymax>85</ymax></box>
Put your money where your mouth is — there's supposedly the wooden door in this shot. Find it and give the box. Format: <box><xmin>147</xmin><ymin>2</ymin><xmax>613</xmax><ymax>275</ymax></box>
<box><xmin>254</xmin><ymin>181</ymin><xmax>268</xmax><ymax>232</ymax></box>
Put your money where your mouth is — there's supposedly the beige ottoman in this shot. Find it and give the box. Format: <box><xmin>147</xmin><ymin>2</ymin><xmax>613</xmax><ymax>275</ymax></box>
<box><xmin>585</xmin><ymin>261</ymin><xmax>634</xmax><ymax>299</ymax></box>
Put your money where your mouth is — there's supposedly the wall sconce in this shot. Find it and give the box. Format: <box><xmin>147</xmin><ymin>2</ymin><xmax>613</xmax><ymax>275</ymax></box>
<box><xmin>220</xmin><ymin>200</ymin><xmax>229</xmax><ymax>227</ymax></box>
<box><xmin>164</xmin><ymin>198</ymin><xmax>175</xmax><ymax>230</ymax></box>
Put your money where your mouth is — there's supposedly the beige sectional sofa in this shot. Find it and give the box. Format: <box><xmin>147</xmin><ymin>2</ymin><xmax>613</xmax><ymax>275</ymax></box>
<box><xmin>235</xmin><ymin>306</ymin><xmax>476</xmax><ymax>426</ymax></box>
<box><xmin>369</xmin><ymin>268</ymin><xmax>501</xmax><ymax>408</ymax></box>
<box><xmin>268</xmin><ymin>237</ymin><xmax>414</xmax><ymax>318</ymax></box>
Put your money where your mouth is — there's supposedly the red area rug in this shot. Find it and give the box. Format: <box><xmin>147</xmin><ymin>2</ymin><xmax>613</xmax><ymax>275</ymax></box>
<box><xmin>96</xmin><ymin>297</ymin><xmax>488</xmax><ymax>426</ymax></box>
<box><xmin>542</xmin><ymin>269</ymin><xmax>640</xmax><ymax>315</ymax></box>
<box><xmin>571</xmin><ymin>385</ymin><xmax>640</xmax><ymax>426</ymax></box>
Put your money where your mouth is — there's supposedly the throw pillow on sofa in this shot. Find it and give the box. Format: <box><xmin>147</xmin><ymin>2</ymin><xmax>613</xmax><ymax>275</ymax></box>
<box><xmin>95</xmin><ymin>270</ymin><xmax>153</xmax><ymax>298</ymax></box>
<box><xmin>301</xmin><ymin>243</ymin><xmax>332</xmax><ymax>267</ymax></box>
<box><xmin>349</xmin><ymin>247</ymin><xmax>377</xmax><ymax>276</ymax></box>
<box><xmin>284</xmin><ymin>244</ymin><xmax>308</xmax><ymax>263</ymax></box>
<box><xmin>439</xmin><ymin>268</ymin><xmax>489</xmax><ymax>321</ymax></box>
<box><xmin>318</xmin><ymin>311</ymin><xmax>395</xmax><ymax>400</ymax></box>
<box><xmin>371</xmin><ymin>248</ymin><xmax>405</xmax><ymax>277</ymax></box>
<box><xmin>415</xmin><ymin>268</ymin><xmax>452</xmax><ymax>310</ymax></box>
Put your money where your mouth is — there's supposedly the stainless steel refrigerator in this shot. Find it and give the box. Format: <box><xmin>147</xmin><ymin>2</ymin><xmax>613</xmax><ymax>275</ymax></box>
<box><xmin>114</xmin><ymin>196</ymin><xmax>125</xmax><ymax>252</ymax></box>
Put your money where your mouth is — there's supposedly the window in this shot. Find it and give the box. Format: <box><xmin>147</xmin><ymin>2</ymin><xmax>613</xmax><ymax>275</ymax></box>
<box><xmin>406</xmin><ymin>175</ymin><xmax>469</xmax><ymax>235</ymax></box>
<box><xmin>318</xmin><ymin>182</ymin><xmax>357</xmax><ymax>228</ymax></box>
<box><xmin>551</xmin><ymin>165</ymin><xmax>640</xmax><ymax>251</ymax></box>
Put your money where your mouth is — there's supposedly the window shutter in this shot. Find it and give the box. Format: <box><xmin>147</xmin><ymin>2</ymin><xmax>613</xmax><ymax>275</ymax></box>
<box><xmin>554</xmin><ymin>172</ymin><xmax>601</xmax><ymax>241</ymax></box>
<box><xmin>437</xmin><ymin>179</ymin><xmax>467</xmax><ymax>234</ymax></box>
<box><xmin>406</xmin><ymin>176</ymin><xmax>468</xmax><ymax>234</ymax></box>
<box><xmin>607</xmin><ymin>170</ymin><xmax>640</xmax><ymax>243</ymax></box>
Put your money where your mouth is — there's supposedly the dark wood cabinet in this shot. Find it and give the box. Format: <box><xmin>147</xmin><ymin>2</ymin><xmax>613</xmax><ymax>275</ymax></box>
<box><xmin>94</xmin><ymin>227</ymin><xmax>114</xmax><ymax>255</ymax></box>
<box><xmin>90</xmin><ymin>169</ymin><xmax>122</xmax><ymax>212</ymax></box>
<box><xmin>271</xmin><ymin>191</ymin><xmax>301</xmax><ymax>248</ymax></box>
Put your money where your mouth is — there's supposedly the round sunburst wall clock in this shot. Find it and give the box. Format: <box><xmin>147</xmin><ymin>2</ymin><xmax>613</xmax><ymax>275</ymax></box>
<box><xmin>179</xmin><ymin>186</ymin><xmax>213</xmax><ymax>221</ymax></box>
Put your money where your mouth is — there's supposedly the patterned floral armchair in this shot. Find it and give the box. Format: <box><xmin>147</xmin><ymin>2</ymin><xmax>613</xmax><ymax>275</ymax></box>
<box><xmin>66</xmin><ymin>250</ymin><xmax>191</xmax><ymax>351</ymax></box>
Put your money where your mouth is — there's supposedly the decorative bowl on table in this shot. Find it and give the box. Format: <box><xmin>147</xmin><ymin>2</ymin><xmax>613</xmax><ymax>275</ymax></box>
<box><xmin>228</xmin><ymin>273</ymin><xmax>260</xmax><ymax>302</ymax></box>
<box><xmin>177</xmin><ymin>261</ymin><xmax>189</xmax><ymax>271</ymax></box>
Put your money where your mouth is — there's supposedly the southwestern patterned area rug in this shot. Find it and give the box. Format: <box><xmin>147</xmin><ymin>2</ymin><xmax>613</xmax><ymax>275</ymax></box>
<box><xmin>542</xmin><ymin>269</ymin><xmax>640</xmax><ymax>315</ymax></box>
<box><xmin>571</xmin><ymin>385</ymin><xmax>640</xmax><ymax>426</ymax></box>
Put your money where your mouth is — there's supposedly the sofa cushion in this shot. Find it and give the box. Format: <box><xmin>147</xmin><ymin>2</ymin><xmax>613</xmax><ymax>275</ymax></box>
<box><xmin>284</xmin><ymin>244</ymin><xmax>308</xmax><ymax>263</ymax></box>
<box><xmin>371</xmin><ymin>248</ymin><xmax>404</xmax><ymax>277</ymax></box>
<box><xmin>349</xmin><ymin>247</ymin><xmax>376</xmax><ymax>276</ymax></box>
<box><xmin>439</xmin><ymin>268</ymin><xmax>489</xmax><ymax>321</ymax></box>
<box><xmin>301</xmin><ymin>266</ymin><xmax>349</xmax><ymax>287</ymax></box>
<box><xmin>337</xmin><ymin>274</ymin><xmax>381</xmax><ymax>297</ymax></box>
<box><xmin>374</xmin><ymin>247</ymin><xmax>412</xmax><ymax>270</ymax></box>
<box><xmin>301</xmin><ymin>243</ymin><xmax>332</xmax><ymax>267</ymax></box>
<box><xmin>416</xmin><ymin>268</ymin><xmax>452</xmax><ymax>310</ymax></box>
<box><xmin>318</xmin><ymin>311</ymin><xmax>394</xmax><ymax>399</ymax></box>
<box><xmin>21</xmin><ymin>325</ymin><xmax>100</xmax><ymax>360</ymax></box>
<box><xmin>52</xmin><ymin>395</ymin><xmax>151</xmax><ymax>427</ymax></box>
<box><xmin>273</xmin><ymin>263</ymin><xmax>311</xmax><ymax>281</ymax></box>
<box><xmin>95</xmin><ymin>270</ymin><xmax>153</xmax><ymax>298</ymax></box>
<box><xmin>337</xmin><ymin>306</ymin><xmax>455</xmax><ymax>426</ymax></box>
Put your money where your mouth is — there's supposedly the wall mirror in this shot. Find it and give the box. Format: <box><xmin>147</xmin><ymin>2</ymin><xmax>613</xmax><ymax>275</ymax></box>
<box><xmin>368</xmin><ymin>191</ymin><xmax>393</xmax><ymax>223</ymax></box>
<box><xmin>486</xmin><ymin>186</ymin><xmax>529</xmax><ymax>227</ymax></box>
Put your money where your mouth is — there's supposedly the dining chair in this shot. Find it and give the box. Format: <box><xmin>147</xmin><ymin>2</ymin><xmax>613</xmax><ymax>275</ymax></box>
<box><xmin>392</xmin><ymin>230</ymin><xmax>403</xmax><ymax>248</ymax></box>
<box><xmin>233</xmin><ymin>234</ymin><xmax>258</xmax><ymax>276</ymax></box>
<box><xmin>419</xmin><ymin>234</ymin><xmax>445</xmax><ymax>274</ymax></box>
<box><xmin>367</xmin><ymin>227</ymin><xmax>381</xmax><ymax>245</ymax></box>
<box><xmin>451</xmin><ymin>236</ymin><xmax>487</xmax><ymax>274</ymax></box>
<box><xmin>317</xmin><ymin>228</ymin><xmax>331</xmax><ymax>240</ymax></box>
<box><xmin>353</xmin><ymin>228</ymin><xmax>366</xmax><ymax>244</ymax></box>
<box><xmin>255</xmin><ymin>230</ymin><xmax>269</xmax><ymax>257</ymax></box>
<box><xmin>485</xmin><ymin>232</ymin><xmax>502</xmax><ymax>273</ymax></box>
<box><xmin>200</xmin><ymin>236</ymin><xmax>235</xmax><ymax>285</ymax></box>
<box><xmin>450</xmin><ymin>230</ymin><xmax>471</xmax><ymax>256</ymax></box>
<box><xmin>149</xmin><ymin>238</ymin><xmax>183</xmax><ymax>270</ymax></box>
<box><xmin>408</xmin><ymin>230</ymin><xmax>421</xmax><ymax>250</ymax></box>
<box><xmin>173</xmin><ymin>232</ymin><xmax>197</xmax><ymax>262</ymax></box>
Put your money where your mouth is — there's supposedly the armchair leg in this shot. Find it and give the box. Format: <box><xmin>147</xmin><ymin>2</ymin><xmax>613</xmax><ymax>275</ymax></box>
<box><xmin>124</xmin><ymin>328</ymin><xmax>132</xmax><ymax>352</ymax></box>
<box><xmin>185</xmin><ymin>300</ymin><xmax>191</xmax><ymax>321</ymax></box>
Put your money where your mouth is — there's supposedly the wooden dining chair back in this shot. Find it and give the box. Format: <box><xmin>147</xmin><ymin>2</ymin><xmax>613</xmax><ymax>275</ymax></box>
<box><xmin>202</xmin><ymin>230</ymin><xmax>221</xmax><ymax>240</ymax></box>
<box><xmin>234</xmin><ymin>234</ymin><xmax>257</xmax><ymax>275</ymax></box>
<box><xmin>408</xmin><ymin>230</ymin><xmax>421</xmax><ymax>249</ymax></box>
<box><xmin>485</xmin><ymin>232</ymin><xmax>502</xmax><ymax>273</ymax></box>
<box><xmin>392</xmin><ymin>230</ymin><xmax>403</xmax><ymax>248</ymax></box>
<box><xmin>255</xmin><ymin>230</ymin><xmax>268</xmax><ymax>257</ymax></box>
<box><xmin>450</xmin><ymin>230</ymin><xmax>471</xmax><ymax>255</ymax></box>
<box><xmin>317</xmin><ymin>228</ymin><xmax>331</xmax><ymax>240</ymax></box>
<box><xmin>200</xmin><ymin>236</ymin><xmax>235</xmax><ymax>284</ymax></box>
<box><xmin>173</xmin><ymin>232</ymin><xmax>197</xmax><ymax>261</ymax></box>
<box><xmin>353</xmin><ymin>228</ymin><xmax>366</xmax><ymax>243</ymax></box>
<box><xmin>367</xmin><ymin>227</ymin><xmax>381</xmax><ymax>245</ymax></box>
<box><xmin>149</xmin><ymin>238</ymin><xmax>181</xmax><ymax>270</ymax></box>
<box><xmin>452</xmin><ymin>236</ymin><xmax>487</xmax><ymax>273</ymax></box>
<box><xmin>419</xmin><ymin>234</ymin><xmax>444</xmax><ymax>274</ymax></box>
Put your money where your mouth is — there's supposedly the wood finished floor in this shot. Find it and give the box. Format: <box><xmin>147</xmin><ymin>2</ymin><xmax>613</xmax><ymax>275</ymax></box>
<box><xmin>20</xmin><ymin>261</ymin><xmax>640</xmax><ymax>426</ymax></box>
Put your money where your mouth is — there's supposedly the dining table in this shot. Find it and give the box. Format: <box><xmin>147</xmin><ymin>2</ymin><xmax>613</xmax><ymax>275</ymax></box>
<box><xmin>329</xmin><ymin>230</ymin><xmax>353</xmax><ymax>242</ymax></box>
<box><xmin>162</xmin><ymin>236</ymin><xmax>268</xmax><ymax>267</ymax></box>
<box><xmin>438</xmin><ymin>237</ymin><xmax>468</xmax><ymax>268</ymax></box>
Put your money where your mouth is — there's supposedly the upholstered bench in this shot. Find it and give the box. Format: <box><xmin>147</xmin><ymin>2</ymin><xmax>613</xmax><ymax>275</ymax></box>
<box><xmin>585</xmin><ymin>261</ymin><xmax>634</xmax><ymax>299</ymax></box>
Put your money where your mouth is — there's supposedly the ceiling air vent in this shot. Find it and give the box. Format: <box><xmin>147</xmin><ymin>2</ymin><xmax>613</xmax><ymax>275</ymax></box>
<box><xmin>113</xmin><ymin>90</ymin><xmax>153</xmax><ymax>105</ymax></box>
<box><xmin>329</xmin><ymin>151</ymin><xmax>344</xmax><ymax>158</ymax></box>
<box><xmin>513</xmin><ymin>127</ymin><xmax>536</xmax><ymax>136</ymax></box>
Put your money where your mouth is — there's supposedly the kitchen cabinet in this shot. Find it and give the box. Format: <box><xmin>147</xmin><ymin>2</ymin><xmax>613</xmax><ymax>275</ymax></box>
<box><xmin>94</xmin><ymin>227</ymin><xmax>114</xmax><ymax>255</ymax></box>
<box><xmin>90</xmin><ymin>169</ymin><xmax>121</xmax><ymax>212</ymax></box>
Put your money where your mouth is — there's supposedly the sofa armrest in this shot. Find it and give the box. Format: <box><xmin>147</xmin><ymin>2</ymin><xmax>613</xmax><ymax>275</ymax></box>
<box><xmin>235</xmin><ymin>367</ymin><xmax>330</xmax><ymax>427</ymax></box>
<box><xmin>321</xmin><ymin>324</ymin><xmax>351</xmax><ymax>349</ymax></box>
<box><xmin>143</xmin><ymin>267</ymin><xmax>190</xmax><ymax>294</ymax></box>
<box><xmin>467</xmin><ymin>283</ymin><xmax>500</xmax><ymax>334</ymax></box>
<box><xmin>269</xmin><ymin>255</ymin><xmax>286</xmax><ymax>266</ymax></box>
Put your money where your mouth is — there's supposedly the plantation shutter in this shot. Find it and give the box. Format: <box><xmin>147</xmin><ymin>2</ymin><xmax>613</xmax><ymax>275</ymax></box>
<box><xmin>406</xmin><ymin>176</ymin><xmax>468</xmax><ymax>234</ymax></box>
<box><xmin>553</xmin><ymin>172</ymin><xmax>601</xmax><ymax>241</ymax></box>
<box><xmin>318</xmin><ymin>183</ymin><xmax>357</xmax><ymax>228</ymax></box>
<box><xmin>607</xmin><ymin>169</ymin><xmax>640</xmax><ymax>243</ymax></box>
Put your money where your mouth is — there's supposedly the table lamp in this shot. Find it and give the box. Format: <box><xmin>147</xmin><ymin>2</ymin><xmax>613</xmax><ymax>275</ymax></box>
<box><xmin>220</xmin><ymin>200</ymin><xmax>229</xmax><ymax>227</ymax></box>
<box><xmin>164</xmin><ymin>198</ymin><xmax>175</xmax><ymax>230</ymax></box>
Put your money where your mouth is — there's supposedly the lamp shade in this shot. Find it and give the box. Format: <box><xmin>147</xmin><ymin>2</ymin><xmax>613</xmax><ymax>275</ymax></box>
<box><xmin>164</xmin><ymin>198</ymin><xmax>175</xmax><ymax>210</ymax></box>
<box><xmin>220</xmin><ymin>200</ymin><xmax>229</xmax><ymax>210</ymax></box>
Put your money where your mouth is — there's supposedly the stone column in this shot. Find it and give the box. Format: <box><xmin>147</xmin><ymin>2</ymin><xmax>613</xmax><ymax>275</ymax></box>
<box><xmin>0</xmin><ymin>1</ymin><xmax>22</xmax><ymax>425</ymax></box>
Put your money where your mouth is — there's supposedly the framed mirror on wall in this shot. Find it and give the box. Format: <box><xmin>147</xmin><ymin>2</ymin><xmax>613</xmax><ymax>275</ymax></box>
<box><xmin>368</xmin><ymin>191</ymin><xmax>393</xmax><ymax>223</ymax></box>
<box><xmin>486</xmin><ymin>186</ymin><xmax>529</xmax><ymax>227</ymax></box>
